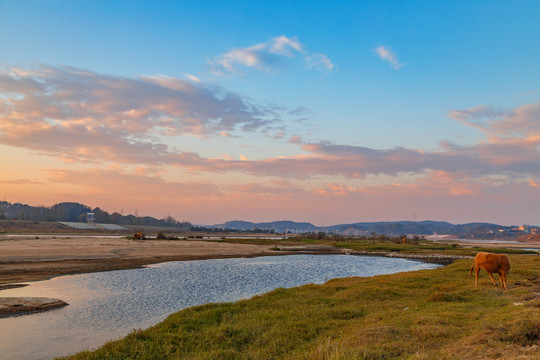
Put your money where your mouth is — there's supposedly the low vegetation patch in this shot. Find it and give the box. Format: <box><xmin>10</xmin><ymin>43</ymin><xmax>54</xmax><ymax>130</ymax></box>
<box><xmin>62</xmin><ymin>254</ymin><xmax>539</xmax><ymax>360</ymax></box>
<box><xmin>331</xmin><ymin>238</ymin><xmax>535</xmax><ymax>257</ymax></box>
<box><xmin>215</xmin><ymin>235</ymin><xmax>537</xmax><ymax>257</ymax></box>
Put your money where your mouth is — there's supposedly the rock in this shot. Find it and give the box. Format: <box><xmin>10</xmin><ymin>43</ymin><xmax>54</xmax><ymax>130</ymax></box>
<box><xmin>0</xmin><ymin>297</ymin><xmax>68</xmax><ymax>318</ymax></box>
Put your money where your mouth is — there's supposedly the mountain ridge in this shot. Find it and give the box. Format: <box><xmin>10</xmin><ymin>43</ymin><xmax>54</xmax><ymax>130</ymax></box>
<box><xmin>213</xmin><ymin>219</ymin><xmax>525</xmax><ymax>237</ymax></box>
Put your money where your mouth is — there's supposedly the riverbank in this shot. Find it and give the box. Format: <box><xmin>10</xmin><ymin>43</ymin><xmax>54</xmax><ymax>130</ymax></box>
<box><xmin>62</xmin><ymin>254</ymin><xmax>540</xmax><ymax>360</ymax></box>
<box><xmin>0</xmin><ymin>235</ymin><xmax>488</xmax><ymax>285</ymax></box>
<box><xmin>0</xmin><ymin>237</ymin><xmax>293</xmax><ymax>317</ymax></box>
<box><xmin>0</xmin><ymin>236</ymin><xmax>289</xmax><ymax>284</ymax></box>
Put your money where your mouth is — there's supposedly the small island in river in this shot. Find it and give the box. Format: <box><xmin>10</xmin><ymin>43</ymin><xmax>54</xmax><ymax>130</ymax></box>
<box><xmin>0</xmin><ymin>297</ymin><xmax>69</xmax><ymax>318</ymax></box>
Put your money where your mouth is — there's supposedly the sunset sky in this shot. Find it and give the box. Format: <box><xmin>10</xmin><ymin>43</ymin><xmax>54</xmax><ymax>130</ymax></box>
<box><xmin>1</xmin><ymin>1</ymin><xmax>539</xmax><ymax>226</ymax></box>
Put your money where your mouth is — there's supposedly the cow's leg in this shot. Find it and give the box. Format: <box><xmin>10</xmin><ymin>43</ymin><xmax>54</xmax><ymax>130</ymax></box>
<box><xmin>475</xmin><ymin>267</ymin><xmax>480</xmax><ymax>287</ymax></box>
<box><xmin>487</xmin><ymin>272</ymin><xmax>498</xmax><ymax>286</ymax></box>
<box><xmin>500</xmin><ymin>272</ymin><xmax>507</xmax><ymax>289</ymax></box>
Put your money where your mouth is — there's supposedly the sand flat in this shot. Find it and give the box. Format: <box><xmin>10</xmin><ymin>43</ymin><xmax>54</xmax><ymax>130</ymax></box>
<box><xmin>0</xmin><ymin>236</ymin><xmax>279</xmax><ymax>283</ymax></box>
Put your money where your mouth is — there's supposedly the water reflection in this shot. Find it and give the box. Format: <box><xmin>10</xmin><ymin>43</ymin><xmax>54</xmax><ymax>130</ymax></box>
<box><xmin>0</xmin><ymin>255</ymin><xmax>440</xmax><ymax>360</ymax></box>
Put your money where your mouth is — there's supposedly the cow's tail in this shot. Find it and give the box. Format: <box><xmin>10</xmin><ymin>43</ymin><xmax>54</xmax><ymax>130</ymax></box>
<box><xmin>469</xmin><ymin>260</ymin><xmax>475</xmax><ymax>276</ymax></box>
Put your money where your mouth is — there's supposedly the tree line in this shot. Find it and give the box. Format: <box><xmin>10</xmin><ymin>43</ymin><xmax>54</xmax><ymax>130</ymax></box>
<box><xmin>0</xmin><ymin>201</ymin><xmax>192</xmax><ymax>229</ymax></box>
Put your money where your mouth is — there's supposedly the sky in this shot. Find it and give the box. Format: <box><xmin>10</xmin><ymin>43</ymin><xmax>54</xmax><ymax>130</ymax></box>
<box><xmin>0</xmin><ymin>0</ymin><xmax>539</xmax><ymax>226</ymax></box>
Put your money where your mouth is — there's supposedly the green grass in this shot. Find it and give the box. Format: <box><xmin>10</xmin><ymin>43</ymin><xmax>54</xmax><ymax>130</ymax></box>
<box><xmin>332</xmin><ymin>239</ymin><xmax>536</xmax><ymax>256</ymax></box>
<box><xmin>213</xmin><ymin>236</ymin><xmax>537</xmax><ymax>257</ymax></box>
<box><xmin>61</xmin><ymin>254</ymin><xmax>540</xmax><ymax>360</ymax></box>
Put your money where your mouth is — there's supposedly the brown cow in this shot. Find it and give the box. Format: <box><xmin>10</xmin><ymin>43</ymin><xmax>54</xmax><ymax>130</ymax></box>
<box><xmin>133</xmin><ymin>232</ymin><xmax>145</xmax><ymax>240</ymax></box>
<box><xmin>469</xmin><ymin>252</ymin><xmax>511</xmax><ymax>289</ymax></box>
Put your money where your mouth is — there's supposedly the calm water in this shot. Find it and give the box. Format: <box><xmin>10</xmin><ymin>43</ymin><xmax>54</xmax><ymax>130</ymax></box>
<box><xmin>0</xmin><ymin>255</ymin><xmax>440</xmax><ymax>360</ymax></box>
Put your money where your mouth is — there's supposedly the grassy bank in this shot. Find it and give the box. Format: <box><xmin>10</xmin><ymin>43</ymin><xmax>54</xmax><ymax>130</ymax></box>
<box><xmin>62</xmin><ymin>254</ymin><xmax>539</xmax><ymax>360</ymax></box>
<box><xmin>216</xmin><ymin>236</ymin><xmax>537</xmax><ymax>258</ymax></box>
<box><xmin>331</xmin><ymin>239</ymin><xmax>536</xmax><ymax>257</ymax></box>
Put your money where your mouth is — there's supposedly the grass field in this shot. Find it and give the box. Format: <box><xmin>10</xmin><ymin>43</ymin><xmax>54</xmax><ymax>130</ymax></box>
<box><xmin>216</xmin><ymin>236</ymin><xmax>537</xmax><ymax>257</ymax></box>
<box><xmin>62</xmin><ymin>253</ymin><xmax>539</xmax><ymax>360</ymax></box>
<box><xmin>330</xmin><ymin>238</ymin><xmax>536</xmax><ymax>257</ymax></box>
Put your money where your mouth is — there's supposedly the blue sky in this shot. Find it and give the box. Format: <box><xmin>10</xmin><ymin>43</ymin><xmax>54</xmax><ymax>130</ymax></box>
<box><xmin>1</xmin><ymin>1</ymin><xmax>539</xmax><ymax>225</ymax></box>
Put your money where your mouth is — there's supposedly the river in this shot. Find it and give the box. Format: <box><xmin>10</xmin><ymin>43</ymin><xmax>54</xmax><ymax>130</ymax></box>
<box><xmin>0</xmin><ymin>254</ymin><xmax>440</xmax><ymax>359</ymax></box>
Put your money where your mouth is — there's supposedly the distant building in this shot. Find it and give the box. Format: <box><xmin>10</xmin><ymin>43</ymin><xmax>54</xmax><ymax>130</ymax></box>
<box><xmin>87</xmin><ymin>212</ymin><xmax>95</xmax><ymax>224</ymax></box>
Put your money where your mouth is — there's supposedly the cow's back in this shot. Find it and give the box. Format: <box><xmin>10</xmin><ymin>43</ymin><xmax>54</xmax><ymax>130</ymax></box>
<box><xmin>475</xmin><ymin>252</ymin><xmax>510</xmax><ymax>273</ymax></box>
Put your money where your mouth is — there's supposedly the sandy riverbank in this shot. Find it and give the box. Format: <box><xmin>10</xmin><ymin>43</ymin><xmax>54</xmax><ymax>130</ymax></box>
<box><xmin>0</xmin><ymin>236</ymin><xmax>341</xmax><ymax>317</ymax></box>
<box><xmin>0</xmin><ymin>236</ymin><xmax>292</xmax><ymax>284</ymax></box>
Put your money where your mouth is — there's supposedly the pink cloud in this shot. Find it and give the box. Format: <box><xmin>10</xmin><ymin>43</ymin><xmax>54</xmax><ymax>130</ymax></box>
<box><xmin>313</xmin><ymin>170</ymin><xmax>481</xmax><ymax>199</ymax></box>
<box><xmin>0</xmin><ymin>65</ymin><xmax>280</xmax><ymax>163</ymax></box>
<box><xmin>374</xmin><ymin>45</ymin><xmax>403</xmax><ymax>70</ymax></box>
<box><xmin>210</xmin><ymin>36</ymin><xmax>334</xmax><ymax>75</ymax></box>
<box><xmin>46</xmin><ymin>168</ymin><xmax>221</xmax><ymax>197</ymax></box>
<box><xmin>1</xmin><ymin>161</ymin><xmax>537</xmax><ymax>225</ymax></box>
<box><xmin>0</xmin><ymin>178</ymin><xmax>45</xmax><ymax>185</ymax></box>
<box><xmin>211</xmin><ymin>36</ymin><xmax>304</xmax><ymax>75</ymax></box>
<box><xmin>449</xmin><ymin>103</ymin><xmax>540</xmax><ymax>141</ymax></box>
<box><xmin>2</xmin><ymin>63</ymin><xmax>540</xmax><ymax>184</ymax></box>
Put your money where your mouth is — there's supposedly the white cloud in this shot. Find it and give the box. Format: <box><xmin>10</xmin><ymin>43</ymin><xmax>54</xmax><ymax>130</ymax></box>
<box><xmin>211</xmin><ymin>36</ymin><xmax>334</xmax><ymax>75</ymax></box>
<box><xmin>214</xmin><ymin>45</ymin><xmax>269</xmax><ymax>74</ymax></box>
<box><xmin>184</xmin><ymin>74</ymin><xmax>200</xmax><ymax>82</ymax></box>
<box><xmin>305</xmin><ymin>53</ymin><xmax>335</xmax><ymax>72</ymax></box>
<box><xmin>374</xmin><ymin>45</ymin><xmax>404</xmax><ymax>70</ymax></box>
<box><xmin>269</xmin><ymin>35</ymin><xmax>303</xmax><ymax>55</ymax></box>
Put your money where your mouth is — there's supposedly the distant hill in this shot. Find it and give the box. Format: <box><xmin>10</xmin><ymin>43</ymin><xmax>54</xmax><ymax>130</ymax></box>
<box><xmin>214</xmin><ymin>220</ymin><xmax>318</xmax><ymax>233</ymax></box>
<box><xmin>214</xmin><ymin>220</ymin><xmax>518</xmax><ymax>237</ymax></box>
